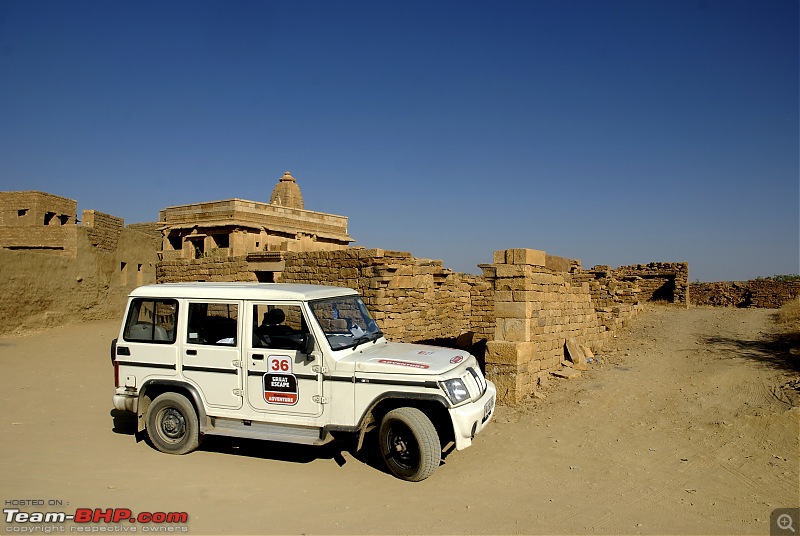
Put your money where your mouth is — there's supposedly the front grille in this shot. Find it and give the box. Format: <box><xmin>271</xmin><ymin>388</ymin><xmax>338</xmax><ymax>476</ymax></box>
<box><xmin>467</xmin><ymin>367</ymin><xmax>487</xmax><ymax>397</ymax></box>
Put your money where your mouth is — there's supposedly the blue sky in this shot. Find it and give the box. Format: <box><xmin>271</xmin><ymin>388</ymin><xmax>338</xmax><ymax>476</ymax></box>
<box><xmin>0</xmin><ymin>0</ymin><xmax>797</xmax><ymax>281</ymax></box>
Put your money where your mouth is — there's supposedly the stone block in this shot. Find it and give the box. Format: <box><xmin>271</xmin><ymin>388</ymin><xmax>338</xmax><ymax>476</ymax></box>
<box><xmin>493</xmin><ymin>250</ymin><xmax>508</xmax><ymax>264</ymax></box>
<box><xmin>530</xmin><ymin>273</ymin><xmax>554</xmax><ymax>285</ymax></box>
<box><xmin>512</xmin><ymin>290</ymin><xmax>544</xmax><ymax>302</ymax></box>
<box><xmin>552</xmin><ymin>367</ymin><xmax>581</xmax><ymax>379</ymax></box>
<box><xmin>565</xmin><ymin>338</ymin><xmax>588</xmax><ymax>370</ymax></box>
<box><xmin>510</xmin><ymin>248</ymin><xmax>546</xmax><ymax>266</ymax></box>
<box><xmin>489</xmin><ymin>370</ymin><xmax>529</xmax><ymax>404</ymax></box>
<box><xmin>494</xmin><ymin>290</ymin><xmax>513</xmax><ymax>302</ymax></box>
<box><xmin>486</xmin><ymin>341</ymin><xmax>536</xmax><ymax>366</ymax></box>
<box><xmin>545</xmin><ymin>254</ymin><xmax>573</xmax><ymax>273</ymax></box>
<box><xmin>495</xmin><ymin>264</ymin><xmax>525</xmax><ymax>278</ymax></box>
<box><xmin>495</xmin><ymin>318</ymin><xmax>531</xmax><ymax>342</ymax></box>
<box><xmin>495</xmin><ymin>278</ymin><xmax>535</xmax><ymax>291</ymax></box>
<box><xmin>494</xmin><ymin>300</ymin><xmax>531</xmax><ymax>319</ymax></box>
<box><xmin>480</xmin><ymin>265</ymin><xmax>497</xmax><ymax>279</ymax></box>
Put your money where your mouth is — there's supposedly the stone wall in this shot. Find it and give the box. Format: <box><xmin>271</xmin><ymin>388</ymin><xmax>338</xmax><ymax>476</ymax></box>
<box><xmin>156</xmin><ymin>249</ymin><xmax>494</xmax><ymax>346</ymax></box>
<box><xmin>690</xmin><ymin>280</ymin><xmax>800</xmax><ymax>308</ymax></box>
<box><xmin>0</xmin><ymin>225</ymin><xmax>78</xmax><ymax>256</ymax></box>
<box><xmin>0</xmin><ymin>191</ymin><xmax>160</xmax><ymax>336</ymax></box>
<box><xmin>154</xmin><ymin>248</ymin><xmax>689</xmax><ymax>403</ymax></box>
<box><xmin>126</xmin><ymin>221</ymin><xmax>162</xmax><ymax>240</ymax></box>
<box><xmin>573</xmin><ymin>262</ymin><xmax>689</xmax><ymax>309</ymax></box>
<box><xmin>281</xmin><ymin>249</ymin><xmax>494</xmax><ymax>344</ymax></box>
<box><xmin>0</xmin><ymin>192</ymin><xmax>80</xmax><ymax>256</ymax></box>
<box><xmin>82</xmin><ymin>210</ymin><xmax>123</xmax><ymax>252</ymax></box>
<box><xmin>0</xmin><ymin>226</ymin><xmax>159</xmax><ymax>336</ymax></box>
<box><xmin>481</xmin><ymin>249</ymin><xmax>630</xmax><ymax>403</ymax></box>
<box><xmin>158</xmin><ymin>256</ymin><xmax>259</xmax><ymax>283</ymax></box>
<box><xmin>0</xmin><ymin>191</ymin><xmax>76</xmax><ymax>226</ymax></box>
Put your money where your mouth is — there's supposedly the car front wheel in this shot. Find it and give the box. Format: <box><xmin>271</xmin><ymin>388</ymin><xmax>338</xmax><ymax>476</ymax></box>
<box><xmin>378</xmin><ymin>407</ymin><xmax>441</xmax><ymax>482</ymax></box>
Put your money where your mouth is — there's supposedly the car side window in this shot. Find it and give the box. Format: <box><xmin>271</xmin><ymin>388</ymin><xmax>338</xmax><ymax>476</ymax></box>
<box><xmin>252</xmin><ymin>304</ymin><xmax>308</xmax><ymax>350</ymax></box>
<box><xmin>187</xmin><ymin>302</ymin><xmax>239</xmax><ymax>346</ymax></box>
<box><xmin>123</xmin><ymin>299</ymin><xmax>177</xmax><ymax>344</ymax></box>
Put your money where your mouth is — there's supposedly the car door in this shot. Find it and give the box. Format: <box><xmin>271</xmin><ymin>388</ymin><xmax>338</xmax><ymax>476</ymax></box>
<box><xmin>181</xmin><ymin>300</ymin><xmax>243</xmax><ymax>410</ymax></box>
<box><xmin>245</xmin><ymin>302</ymin><xmax>324</xmax><ymax>417</ymax></box>
<box><xmin>117</xmin><ymin>298</ymin><xmax>179</xmax><ymax>386</ymax></box>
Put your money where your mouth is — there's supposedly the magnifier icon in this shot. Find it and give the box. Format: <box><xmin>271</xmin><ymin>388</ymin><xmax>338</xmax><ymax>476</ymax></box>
<box><xmin>778</xmin><ymin>513</ymin><xmax>796</xmax><ymax>533</ymax></box>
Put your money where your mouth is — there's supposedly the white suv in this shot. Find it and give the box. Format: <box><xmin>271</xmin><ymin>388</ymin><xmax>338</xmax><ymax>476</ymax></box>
<box><xmin>111</xmin><ymin>282</ymin><xmax>496</xmax><ymax>481</ymax></box>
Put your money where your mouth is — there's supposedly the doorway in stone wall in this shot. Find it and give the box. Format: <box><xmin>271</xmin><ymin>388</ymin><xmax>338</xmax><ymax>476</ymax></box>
<box><xmin>255</xmin><ymin>271</ymin><xmax>274</xmax><ymax>283</ymax></box>
<box><xmin>650</xmin><ymin>277</ymin><xmax>676</xmax><ymax>302</ymax></box>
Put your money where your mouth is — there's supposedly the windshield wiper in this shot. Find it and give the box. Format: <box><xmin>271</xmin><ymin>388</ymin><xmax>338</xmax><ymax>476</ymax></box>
<box><xmin>351</xmin><ymin>331</ymin><xmax>383</xmax><ymax>350</ymax></box>
<box><xmin>351</xmin><ymin>335</ymin><xmax>370</xmax><ymax>350</ymax></box>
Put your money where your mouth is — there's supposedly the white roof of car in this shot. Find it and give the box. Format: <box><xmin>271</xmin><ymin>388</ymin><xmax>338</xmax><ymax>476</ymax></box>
<box><xmin>129</xmin><ymin>282</ymin><xmax>358</xmax><ymax>301</ymax></box>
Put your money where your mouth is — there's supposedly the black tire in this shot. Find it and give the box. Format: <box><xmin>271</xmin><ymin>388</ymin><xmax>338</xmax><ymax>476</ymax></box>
<box><xmin>378</xmin><ymin>407</ymin><xmax>441</xmax><ymax>481</ymax></box>
<box><xmin>146</xmin><ymin>392</ymin><xmax>200</xmax><ymax>455</ymax></box>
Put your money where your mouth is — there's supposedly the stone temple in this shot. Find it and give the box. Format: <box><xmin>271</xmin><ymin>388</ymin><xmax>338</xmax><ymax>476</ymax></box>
<box><xmin>159</xmin><ymin>171</ymin><xmax>353</xmax><ymax>261</ymax></box>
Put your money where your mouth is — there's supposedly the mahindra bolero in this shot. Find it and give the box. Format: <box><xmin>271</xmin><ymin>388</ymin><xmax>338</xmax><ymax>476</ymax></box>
<box><xmin>111</xmin><ymin>282</ymin><xmax>495</xmax><ymax>481</ymax></box>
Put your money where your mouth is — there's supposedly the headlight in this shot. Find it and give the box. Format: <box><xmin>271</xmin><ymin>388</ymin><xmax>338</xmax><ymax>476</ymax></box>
<box><xmin>441</xmin><ymin>378</ymin><xmax>470</xmax><ymax>405</ymax></box>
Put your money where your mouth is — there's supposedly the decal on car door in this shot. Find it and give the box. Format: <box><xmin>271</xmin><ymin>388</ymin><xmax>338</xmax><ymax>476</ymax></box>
<box><xmin>264</xmin><ymin>355</ymin><xmax>298</xmax><ymax>405</ymax></box>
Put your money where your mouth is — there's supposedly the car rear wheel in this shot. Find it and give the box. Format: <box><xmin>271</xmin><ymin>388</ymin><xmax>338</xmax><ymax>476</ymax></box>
<box><xmin>146</xmin><ymin>392</ymin><xmax>200</xmax><ymax>455</ymax></box>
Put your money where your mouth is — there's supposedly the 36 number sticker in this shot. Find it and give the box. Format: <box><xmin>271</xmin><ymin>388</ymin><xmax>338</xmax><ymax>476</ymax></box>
<box><xmin>264</xmin><ymin>355</ymin><xmax>298</xmax><ymax>405</ymax></box>
<box><xmin>268</xmin><ymin>355</ymin><xmax>292</xmax><ymax>374</ymax></box>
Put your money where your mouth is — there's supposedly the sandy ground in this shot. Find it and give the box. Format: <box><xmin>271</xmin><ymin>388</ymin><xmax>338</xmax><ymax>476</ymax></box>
<box><xmin>1</xmin><ymin>306</ymin><xmax>798</xmax><ymax>535</ymax></box>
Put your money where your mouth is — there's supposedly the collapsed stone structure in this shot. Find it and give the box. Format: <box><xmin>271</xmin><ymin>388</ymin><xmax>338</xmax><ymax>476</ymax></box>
<box><xmin>0</xmin><ymin>191</ymin><xmax>159</xmax><ymax>335</ymax></box>
<box><xmin>158</xmin><ymin>246</ymin><xmax>690</xmax><ymax>403</ymax></box>
<box><xmin>479</xmin><ymin>252</ymin><xmax>692</xmax><ymax>401</ymax></box>
<box><xmin>0</xmin><ymin>183</ymin><xmax>696</xmax><ymax>404</ymax></box>
<box><xmin>7</xmin><ymin>174</ymin><xmax>798</xmax><ymax>405</ymax></box>
<box><xmin>691</xmin><ymin>280</ymin><xmax>800</xmax><ymax>308</ymax></box>
<box><xmin>483</xmin><ymin>250</ymin><xmax>614</xmax><ymax>401</ymax></box>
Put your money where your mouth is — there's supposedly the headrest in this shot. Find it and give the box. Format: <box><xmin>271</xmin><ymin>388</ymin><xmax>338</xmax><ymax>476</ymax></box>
<box><xmin>264</xmin><ymin>308</ymin><xmax>285</xmax><ymax>324</ymax></box>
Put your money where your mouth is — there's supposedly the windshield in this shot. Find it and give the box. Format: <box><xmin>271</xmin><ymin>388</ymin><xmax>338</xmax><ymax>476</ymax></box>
<box><xmin>309</xmin><ymin>295</ymin><xmax>383</xmax><ymax>351</ymax></box>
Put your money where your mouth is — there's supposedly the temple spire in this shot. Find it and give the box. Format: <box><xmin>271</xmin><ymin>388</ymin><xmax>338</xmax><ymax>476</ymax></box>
<box><xmin>270</xmin><ymin>171</ymin><xmax>304</xmax><ymax>209</ymax></box>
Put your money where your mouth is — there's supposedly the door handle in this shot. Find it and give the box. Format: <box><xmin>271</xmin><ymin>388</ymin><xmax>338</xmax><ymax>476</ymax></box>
<box><xmin>186</xmin><ymin>349</ymin><xmax>197</xmax><ymax>356</ymax></box>
<box><xmin>252</xmin><ymin>354</ymin><xmax>264</xmax><ymax>360</ymax></box>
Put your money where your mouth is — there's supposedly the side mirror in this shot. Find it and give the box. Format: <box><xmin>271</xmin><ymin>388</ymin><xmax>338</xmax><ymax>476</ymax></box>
<box><xmin>302</xmin><ymin>333</ymin><xmax>316</xmax><ymax>359</ymax></box>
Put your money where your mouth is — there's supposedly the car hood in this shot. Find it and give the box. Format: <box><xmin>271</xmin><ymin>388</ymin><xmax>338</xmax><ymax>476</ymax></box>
<box><xmin>352</xmin><ymin>341</ymin><xmax>471</xmax><ymax>375</ymax></box>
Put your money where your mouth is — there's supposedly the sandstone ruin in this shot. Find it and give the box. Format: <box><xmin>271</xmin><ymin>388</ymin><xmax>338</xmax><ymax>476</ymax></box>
<box><xmin>0</xmin><ymin>191</ymin><xmax>158</xmax><ymax>334</ymax></box>
<box><xmin>2</xmin><ymin>174</ymin><xmax>796</xmax><ymax>404</ymax></box>
<box><xmin>158</xmin><ymin>246</ymin><xmax>691</xmax><ymax>402</ymax></box>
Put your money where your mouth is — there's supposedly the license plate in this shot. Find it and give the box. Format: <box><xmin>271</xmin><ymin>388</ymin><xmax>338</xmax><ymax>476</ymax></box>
<box><xmin>483</xmin><ymin>396</ymin><xmax>495</xmax><ymax>422</ymax></box>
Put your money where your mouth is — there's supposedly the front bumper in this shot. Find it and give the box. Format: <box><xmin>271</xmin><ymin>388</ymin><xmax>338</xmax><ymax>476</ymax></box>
<box><xmin>449</xmin><ymin>380</ymin><xmax>496</xmax><ymax>450</ymax></box>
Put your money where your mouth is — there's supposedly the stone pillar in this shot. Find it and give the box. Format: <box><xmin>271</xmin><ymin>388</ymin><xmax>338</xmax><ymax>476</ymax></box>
<box><xmin>676</xmin><ymin>262</ymin><xmax>690</xmax><ymax>308</ymax></box>
<box><xmin>482</xmin><ymin>249</ymin><xmax>549</xmax><ymax>404</ymax></box>
<box><xmin>230</xmin><ymin>229</ymin><xmax>248</xmax><ymax>257</ymax></box>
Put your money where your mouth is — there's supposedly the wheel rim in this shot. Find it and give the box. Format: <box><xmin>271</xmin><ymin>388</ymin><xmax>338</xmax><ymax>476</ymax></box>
<box><xmin>385</xmin><ymin>421</ymin><xmax>419</xmax><ymax>470</ymax></box>
<box><xmin>157</xmin><ymin>407</ymin><xmax>186</xmax><ymax>443</ymax></box>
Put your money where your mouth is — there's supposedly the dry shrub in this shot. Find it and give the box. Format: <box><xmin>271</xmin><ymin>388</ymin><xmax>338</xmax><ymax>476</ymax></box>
<box><xmin>776</xmin><ymin>297</ymin><xmax>800</xmax><ymax>332</ymax></box>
